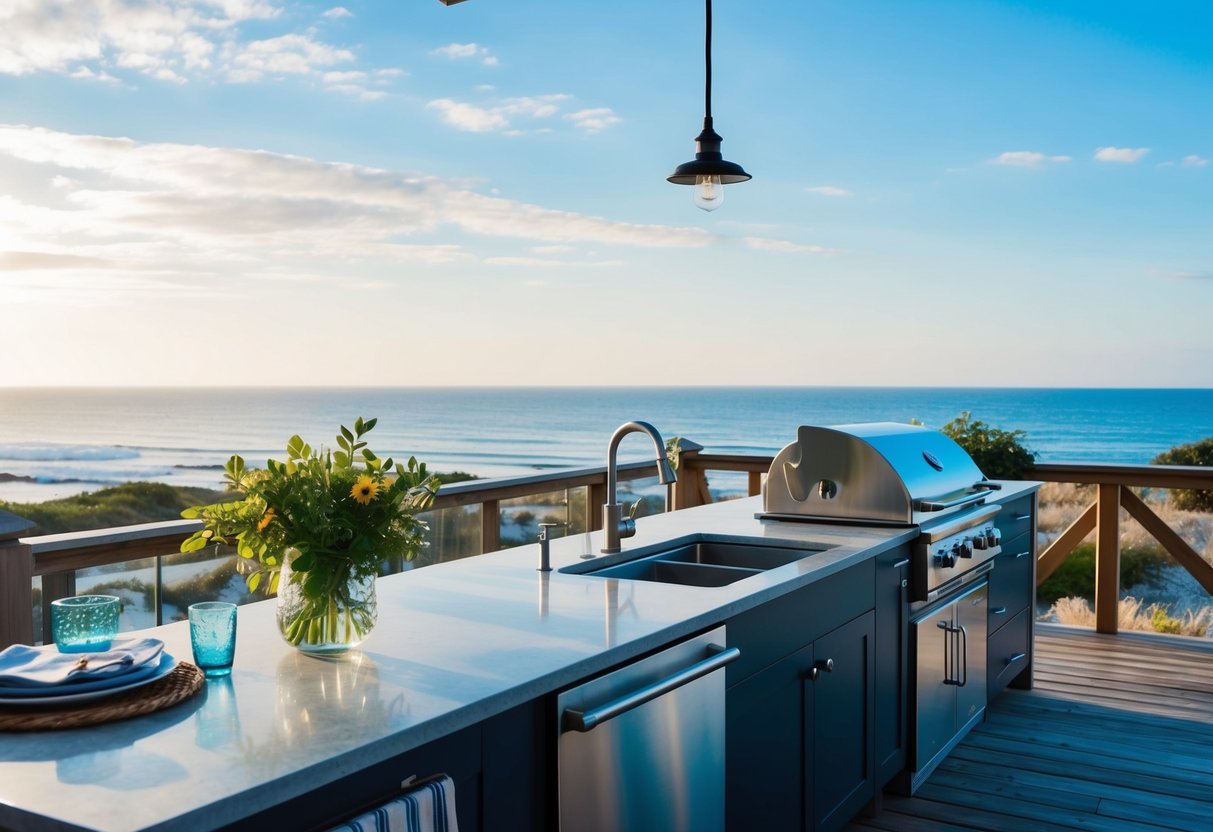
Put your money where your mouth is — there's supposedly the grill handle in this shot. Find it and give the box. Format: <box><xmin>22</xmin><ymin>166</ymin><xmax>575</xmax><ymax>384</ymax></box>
<box><xmin>916</xmin><ymin>489</ymin><xmax>989</xmax><ymax>513</ymax></box>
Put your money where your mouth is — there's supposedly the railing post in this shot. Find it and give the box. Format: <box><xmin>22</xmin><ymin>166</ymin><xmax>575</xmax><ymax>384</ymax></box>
<box><xmin>0</xmin><ymin>510</ymin><xmax>37</xmax><ymax>649</ymax></box>
<box><xmin>481</xmin><ymin>499</ymin><xmax>501</xmax><ymax>553</ymax></box>
<box><xmin>1094</xmin><ymin>483</ymin><xmax>1121</xmax><ymax>634</ymax></box>
<box><xmin>587</xmin><ymin>483</ymin><xmax>605</xmax><ymax>531</ymax></box>
<box><xmin>671</xmin><ymin>442</ymin><xmax>709</xmax><ymax>510</ymax></box>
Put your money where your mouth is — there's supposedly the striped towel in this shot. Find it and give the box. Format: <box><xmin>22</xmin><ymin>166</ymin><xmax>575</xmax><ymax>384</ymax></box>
<box><xmin>328</xmin><ymin>775</ymin><xmax>458</xmax><ymax>832</ymax></box>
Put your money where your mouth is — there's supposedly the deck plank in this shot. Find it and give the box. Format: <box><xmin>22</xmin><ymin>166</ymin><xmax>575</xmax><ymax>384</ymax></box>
<box><xmin>846</xmin><ymin>624</ymin><xmax>1213</xmax><ymax>832</ymax></box>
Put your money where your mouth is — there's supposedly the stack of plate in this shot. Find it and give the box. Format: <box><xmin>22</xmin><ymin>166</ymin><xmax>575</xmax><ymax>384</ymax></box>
<box><xmin>0</xmin><ymin>638</ymin><xmax>177</xmax><ymax>708</ymax></box>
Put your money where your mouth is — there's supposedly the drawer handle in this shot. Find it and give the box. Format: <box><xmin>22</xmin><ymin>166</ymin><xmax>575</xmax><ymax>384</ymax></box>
<box><xmin>992</xmin><ymin>607</ymin><xmax>1007</xmax><ymax>615</ymax></box>
<box><xmin>1007</xmin><ymin>652</ymin><xmax>1027</xmax><ymax>666</ymax></box>
<box><xmin>1014</xmin><ymin>515</ymin><xmax>1031</xmax><ymax>522</ymax></box>
<box><xmin>1014</xmin><ymin>551</ymin><xmax>1030</xmax><ymax>559</ymax></box>
<box><xmin>892</xmin><ymin>559</ymin><xmax>910</xmax><ymax>569</ymax></box>
<box><xmin>563</xmin><ymin>644</ymin><xmax>740</xmax><ymax>732</ymax></box>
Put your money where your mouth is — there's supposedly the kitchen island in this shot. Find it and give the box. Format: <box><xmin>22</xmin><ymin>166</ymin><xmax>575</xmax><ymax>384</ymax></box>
<box><xmin>0</xmin><ymin>486</ymin><xmax>1036</xmax><ymax>832</ymax></box>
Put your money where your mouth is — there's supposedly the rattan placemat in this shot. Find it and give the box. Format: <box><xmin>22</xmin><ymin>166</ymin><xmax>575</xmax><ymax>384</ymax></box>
<box><xmin>0</xmin><ymin>663</ymin><xmax>204</xmax><ymax>732</ymax></box>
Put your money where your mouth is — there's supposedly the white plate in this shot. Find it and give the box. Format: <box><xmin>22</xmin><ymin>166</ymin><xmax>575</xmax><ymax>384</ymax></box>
<box><xmin>0</xmin><ymin>653</ymin><xmax>177</xmax><ymax>708</ymax></box>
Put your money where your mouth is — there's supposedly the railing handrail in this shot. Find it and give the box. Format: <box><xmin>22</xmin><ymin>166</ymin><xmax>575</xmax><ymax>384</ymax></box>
<box><xmin>1027</xmin><ymin>462</ymin><xmax>1213</xmax><ymax>490</ymax></box>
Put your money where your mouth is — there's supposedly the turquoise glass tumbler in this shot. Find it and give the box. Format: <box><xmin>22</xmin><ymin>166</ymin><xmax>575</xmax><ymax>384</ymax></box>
<box><xmin>51</xmin><ymin>595</ymin><xmax>120</xmax><ymax>653</ymax></box>
<box><xmin>188</xmin><ymin>602</ymin><xmax>237</xmax><ymax>678</ymax></box>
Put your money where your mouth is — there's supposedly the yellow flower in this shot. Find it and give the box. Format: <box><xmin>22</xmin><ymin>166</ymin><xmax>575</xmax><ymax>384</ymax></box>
<box><xmin>351</xmin><ymin>475</ymin><xmax>380</xmax><ymax>505</ymax></box>
<box><xmin>256</xmin><ymin>507</ymin><xmax>275</xmax><ymax>532</ymax></box>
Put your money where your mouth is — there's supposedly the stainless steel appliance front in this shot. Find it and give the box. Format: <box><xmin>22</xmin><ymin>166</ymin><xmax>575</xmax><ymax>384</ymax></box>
<box><xmin>910</xmin><ymin>579</ymin><xmax>989</xmax><ymax>791</ymax></box>
<box><xmin>556</xmin><ymin>626</ymin><xmax>737</xmax><ymax>832</ymax></box>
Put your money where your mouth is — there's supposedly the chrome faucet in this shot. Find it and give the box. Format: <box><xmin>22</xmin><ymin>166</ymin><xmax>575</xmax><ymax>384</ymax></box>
<box><xmin>602</xmin><ymin>421</ymin><xmax>677</xmax><ymax>554</ymax></box>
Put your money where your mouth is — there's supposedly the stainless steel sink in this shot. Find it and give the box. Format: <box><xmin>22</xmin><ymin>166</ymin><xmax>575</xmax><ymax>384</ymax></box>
<box><xmin>563</xmin><ymin>540</ymin><xmax>832</xmax><ymax>587</ymax></box>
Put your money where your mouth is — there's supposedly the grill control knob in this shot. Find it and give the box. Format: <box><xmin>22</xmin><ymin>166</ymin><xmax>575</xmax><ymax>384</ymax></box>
<box><xmin>972</xmin><ymin>533</ymin><xmax>987</xmax><ymax>550</ymax></box>
<box><xmin>935</xmin><ymin>548</ymin><xmax>957</xmax><ymax>568</ymax></box>
<box><xmin>956</xmin><ymin>540</ymin><xmax>973</xmax><ymax>559</ymax></box>
<box><xmin>986</xmin><ymin>529</ymin><xmax>1001</xmax><ymax>548</ymax></box>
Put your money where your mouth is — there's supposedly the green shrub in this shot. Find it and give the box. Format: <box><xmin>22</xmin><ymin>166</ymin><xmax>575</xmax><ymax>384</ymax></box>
<box><xmin>939</xmin><ymin>412</ymin><xmax>1036</xmax><ymax>480</ymax></box>
<box><xmin>1152</xmin><ymin>437</ymin><xmax>1213</xmax><ymax>512</ymax></box>
<box><xmin>1037</xmin><ymin>542</ymin><xmax>1168</xmax><ymax>604</ymax></box>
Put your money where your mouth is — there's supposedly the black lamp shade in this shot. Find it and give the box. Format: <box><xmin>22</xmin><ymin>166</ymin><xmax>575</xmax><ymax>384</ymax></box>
<box><xmin>667</xmin><ymin>121</ymin><xmax>751</xmax><ymax>185</ymax></box>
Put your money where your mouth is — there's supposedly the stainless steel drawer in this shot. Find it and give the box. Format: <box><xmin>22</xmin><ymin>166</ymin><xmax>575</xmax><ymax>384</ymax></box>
<box><xmin>988</xmin><ymin>533</ymin><xmax>1033</xmax><ymax>635</ymax></box>
<box><xmin>995</xmin><ymin>496</ymin><xmax>1035</xmax><ymax>543</ymax></box>
<box><xmin>987</xmin><ymin>608</ymin><xmax>1030</xmax><ymax>698</ymax></box>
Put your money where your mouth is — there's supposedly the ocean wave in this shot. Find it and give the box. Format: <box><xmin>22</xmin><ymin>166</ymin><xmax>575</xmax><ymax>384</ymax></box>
<box><xmin>0</xmin><ymin>443</ymin><xmax>141</xmax><ymax>462</ymax></box>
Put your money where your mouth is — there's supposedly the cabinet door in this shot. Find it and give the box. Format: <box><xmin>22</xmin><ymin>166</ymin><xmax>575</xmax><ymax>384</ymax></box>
<box><xmin>726</xmin><ymin>643</ymin><xmax>814</xmax><ymax>831</ymax></box>
<box><xmin>873</xmin><ymin>547</ymin><xmax>909</xmax><ymax>787</ymax></box>
<box><xmin>810</xmin><ymin>611</ymin><xmax>875</xmax><ymax>832</ymax></box>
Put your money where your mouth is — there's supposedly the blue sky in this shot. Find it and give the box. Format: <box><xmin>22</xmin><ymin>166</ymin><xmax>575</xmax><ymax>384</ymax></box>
<box><xmin>0</xmin><ymin>0</ymin><xmax>1209</xmax><ymax>387</ymax></box>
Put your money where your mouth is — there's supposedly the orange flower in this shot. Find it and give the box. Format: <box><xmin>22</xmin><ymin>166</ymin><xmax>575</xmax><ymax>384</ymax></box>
<box><xmin>351</xmin><ymin>475</ymin><xmax>380</xmax><ymax>505</ymax></box>
<box><xmin>257</xmin><ymin>507</ymin><xmax>275</xmax><ymax>532</ymax></box>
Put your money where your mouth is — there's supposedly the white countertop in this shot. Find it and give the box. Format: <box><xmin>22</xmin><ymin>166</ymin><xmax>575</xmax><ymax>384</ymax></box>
<box><xmin>0</xmin><ymin>495</ymin><xmax>937</xmax><ymax>832</ymax></box>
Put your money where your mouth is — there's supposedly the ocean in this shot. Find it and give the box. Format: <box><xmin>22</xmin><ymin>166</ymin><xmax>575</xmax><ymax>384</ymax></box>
<box><xmin>1</xmin><ymin>387</ymin><xmax>1211</xmax><ymax>503</ymax></box>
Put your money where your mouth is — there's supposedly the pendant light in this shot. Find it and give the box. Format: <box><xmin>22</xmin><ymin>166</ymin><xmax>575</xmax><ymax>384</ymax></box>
<box><xmin>667</xmin><ymin>0</ymin><xmax>751</xmax><ymax>211</ymax></box>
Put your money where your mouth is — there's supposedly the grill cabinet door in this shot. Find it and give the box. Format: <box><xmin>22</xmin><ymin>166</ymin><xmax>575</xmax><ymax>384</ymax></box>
<box><xmin>911</xmin><ymin>599</ymin><xmax>956</xmax><ymax>772</ymax></box>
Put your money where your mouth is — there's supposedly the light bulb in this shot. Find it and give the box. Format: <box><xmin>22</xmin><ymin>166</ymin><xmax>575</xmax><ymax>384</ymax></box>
<box><xmin>693</xmin><ymin>175</ymin><xmax>724</xmax><ymax>212</ymax></box>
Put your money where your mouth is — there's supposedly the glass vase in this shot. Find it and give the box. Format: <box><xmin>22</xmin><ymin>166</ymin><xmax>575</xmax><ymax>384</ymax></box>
<box><xmin>276</xmin><ymin>549</ymin><xmax>378</xmax><ymax>655</ymax></box>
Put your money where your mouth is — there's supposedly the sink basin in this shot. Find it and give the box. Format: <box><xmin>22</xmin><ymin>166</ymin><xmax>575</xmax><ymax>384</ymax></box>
<box><xmin>564</xmin><ymin>541</ymin><xmax>832</xmax><ymax>587</ymax></box>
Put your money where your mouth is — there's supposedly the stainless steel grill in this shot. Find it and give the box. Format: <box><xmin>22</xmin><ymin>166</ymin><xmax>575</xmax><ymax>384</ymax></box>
<box><xmin>761</xmin><ymin>422</ymin><xmax>995</xmax><ymax>526</ymax></box>
<box><xmin>759</xmin><ymin>422</ymin><xmax>1003</xmax><ymax>600</ymax></box>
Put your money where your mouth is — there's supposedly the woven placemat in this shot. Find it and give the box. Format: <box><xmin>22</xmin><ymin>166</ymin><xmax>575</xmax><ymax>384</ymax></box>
<box><xmin>0</xmin><ymin>663</ymin><xmax>204</xmax><ymax>732</ymax></box>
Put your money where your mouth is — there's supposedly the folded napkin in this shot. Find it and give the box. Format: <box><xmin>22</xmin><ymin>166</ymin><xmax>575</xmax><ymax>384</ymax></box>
<box><xmin>328</xmin><ymin>775</ymin><xmax>459</xmax><ymax>832</ymax></box>
<box><xmin>0</xmin><ymin>638</ymin><xmax>164</xmax><ymax>689</ymax></box>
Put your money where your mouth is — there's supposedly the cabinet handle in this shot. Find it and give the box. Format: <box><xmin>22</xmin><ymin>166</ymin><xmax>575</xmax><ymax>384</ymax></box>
<box><xmin>892</xmin><ymin>559</ymin><xmax>910</xmax><ymax>569</ymax></box>
<box><xmin>992</xmin><ymin>606</ymin><xmax>1007</xmax><ymax>615</ymax></box>
<box><xmin>562</xmin><ymin>644</ymin><xmax>740</xmax><ymax>732</ymax></box>
<box><xmin>1014</xmin><ymin>551</ymin><xmax>1030</xmax><ymax>559</ymax></box>
<box><xmin>806</xmin><ymin>658</ymin><xmax>834</xmax><ymax>682</ymax></box>
<box><xmin>1007</xmin><ymin>652</ymin><xmax>1027</xmax><ymax>666</ymax></box>
<box><xmin>1014</xmin><ymin>514</ymin><xmax>1031</xmax><ymax>522</ymax></box>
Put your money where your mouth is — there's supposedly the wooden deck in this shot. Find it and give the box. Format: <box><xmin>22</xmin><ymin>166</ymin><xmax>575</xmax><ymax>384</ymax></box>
<box><xmin>849</xmin><ymin>624</ymin><xmax>1213</xmax><ymax>832</ymax></box>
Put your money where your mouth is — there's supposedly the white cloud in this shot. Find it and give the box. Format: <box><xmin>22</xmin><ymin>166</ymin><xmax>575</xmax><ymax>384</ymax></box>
<box><xmin>431</xmin><ymin>42</ymin><xmax>497</xmax><ymax>66</ymax></box>
<box><xmin>484</xmin><ymin>256</ymin><xmax>624</xmax><ymax>268</ymax></box>
<box><xmin>0</xmin><ymin>123</ymin><xmax>713</xmax><ymax>299</ymax></box>
<box><xmin>427</xmin><ymin>94</ymin><xmax>571</xmax><ymax>133</ymax></box>
<box><xmin>0</xmin><ymin>0</ymin><xmax>394</xmax><ymax>100</ymax></box>
<box><xmin>806</xmin><ymin>185</ymin><xmax>851</xmax><ymax>197</ymax></box>
<box><xmin>228</xmin><ymin>33</ymin><xmax>354</xmax><ymax>78</ymax></box>
<box><xmin>1183</xmin><ymin>155</ymin><xmax>1208</xmax><ymax>168</ymax></box>
<box><xmin>0</xmin><ymin>0</ymin><xmax>280</xmax><ymax>80</ymax></box>
<box><xmin>743</xmin><ymin>237</ymin><xmax>839</xmax><ymax>255</ymax></box>
<box><xmin>565</xmin><ymin>108</ymin><xmax>622</xmax><ymax>134</ymax></box>
<box><xmin>1094</xmin><ymin>146</ymin><xmax>1149</xmax><ymax>163</ymax></box>
<box><xmin>426</xmin><ymin>99</ymin><xmax>509</xmax><ymax>132</ymax></box>
<box><xmin>992</xmin><ymin>151</ymin><xmax>1071</xmax><ymax>168</ymax></box>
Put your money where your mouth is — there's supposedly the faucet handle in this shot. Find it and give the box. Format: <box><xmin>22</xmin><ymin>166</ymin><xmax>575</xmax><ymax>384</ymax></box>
<box><xmin>537</xmin><ymin>522</ymin><xmax>565</xmax><ymax>572</ymax></box>
<box><xmin>627</xmin><ymin>499</ymin><xmax>643</xmax><ymax>520</ymax></box>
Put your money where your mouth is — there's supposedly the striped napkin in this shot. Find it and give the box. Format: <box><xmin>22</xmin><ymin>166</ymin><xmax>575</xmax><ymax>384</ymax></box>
<box><xmin>327</xmin><ymin>775</ymin><xmax>458</xmax><ymax>832</ymax></box>
<box><xmin>0</xmin><ymin>638</ymin><xmax>164</xmax><ymax>689</ymax></box>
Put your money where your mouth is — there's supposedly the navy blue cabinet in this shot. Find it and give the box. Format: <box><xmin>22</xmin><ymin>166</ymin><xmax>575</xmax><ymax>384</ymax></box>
<box><xmin>726</xmin><ymin>562</ymin><xmax>876</xmax><ymax>832</ymax></box>
<box><xmin>873</xmin><ymin>545</ymin><xmax>911</xmax><ymax>788</ymax></box>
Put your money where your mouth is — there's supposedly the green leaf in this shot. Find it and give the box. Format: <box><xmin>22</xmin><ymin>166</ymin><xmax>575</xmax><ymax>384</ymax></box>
<box><xmin>333</xmin><ymin>451</ymin><xmax>350</xmax><ymax>468</ymax></box>
<box><xmin>363</xmin><ymin>417</ymin><xmax>378</xmax><ymax>432</ymax></box>
<box><xmin>340</xmin><ymin>425</ymin><xmax>354</xmax><ymax>444</ymax></box>
<box><xmin>362</xmin><ymin>449</ymin><xmax>377</xmax><ymax>463</ymax></box>
<box><xmin>180</xmin><ymin>533</ymin><xmax>208</xmax><ymax>553</ymax></box>
<box><xmin>247</xmin><ymin>571</ymin><xmax>262</xmax><ymax>593</ymax></box>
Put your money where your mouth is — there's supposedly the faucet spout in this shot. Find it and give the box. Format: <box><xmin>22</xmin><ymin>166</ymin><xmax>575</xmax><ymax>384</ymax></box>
<box><xmin>602</xmin><ymin>421</ymin><xmax>677</xmax><ymax>554</ymax></box>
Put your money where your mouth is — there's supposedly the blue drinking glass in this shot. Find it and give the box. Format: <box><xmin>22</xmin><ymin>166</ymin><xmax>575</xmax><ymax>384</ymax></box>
<box><xmin>51</xmin><ymin>595</ymin><xmax>121</xmax><ymax>653</ymax></box>
<box><xmin>188</xmin><ymin>602</ymin><xmax>238</xmax><ymax>678</ymax></box>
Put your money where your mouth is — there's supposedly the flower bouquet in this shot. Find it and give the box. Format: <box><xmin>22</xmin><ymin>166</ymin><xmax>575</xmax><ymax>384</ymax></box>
<box><xmin>181</xmin><ymin>417</ymin><xmax>440</xmax><ymax>653</ymax></box>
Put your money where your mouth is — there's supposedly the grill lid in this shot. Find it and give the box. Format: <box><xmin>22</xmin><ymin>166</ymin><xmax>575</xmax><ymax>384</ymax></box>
<box><xmin>761</xmin><ymin>422</ymin><xmax>992</xmax><ymax>525</ymax></box>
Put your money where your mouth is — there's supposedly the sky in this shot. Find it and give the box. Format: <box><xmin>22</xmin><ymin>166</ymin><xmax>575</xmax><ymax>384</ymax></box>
<box><xmin>0</xmin><ymin>0</ymin><xmax>1209</xmax><ymax>388</ymax></box>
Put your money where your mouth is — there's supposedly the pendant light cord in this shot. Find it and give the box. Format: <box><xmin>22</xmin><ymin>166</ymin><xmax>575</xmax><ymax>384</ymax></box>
<box><xmin>704</xmin><ymin>0</ymin><xmax>713</xmax><ymax>120</ymax></box>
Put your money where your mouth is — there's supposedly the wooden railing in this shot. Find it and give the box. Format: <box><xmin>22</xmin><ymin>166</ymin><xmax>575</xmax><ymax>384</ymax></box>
<box><xmin>1</xmin><ymin>441</ymin><xmax>772</xmax><ymax>648</ymax></box>
<box><xmin>1027</xmin><ymin>463</ymin><xmax>1213</xmax><ymax>635</ymax></box>
<box><xmin>7</xmin><ymin>450</ymin><xmax>1210</xmax><ymax>647</ymax></box>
